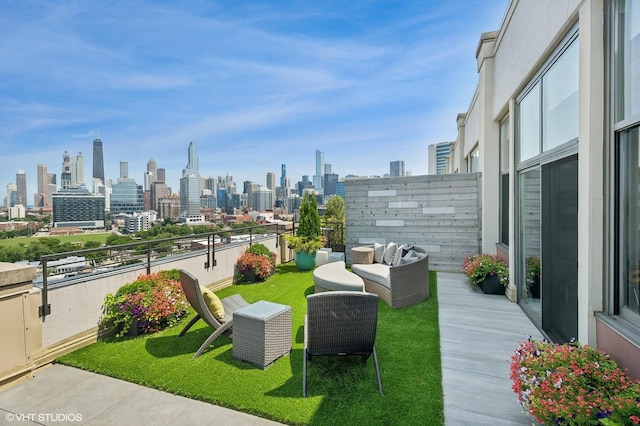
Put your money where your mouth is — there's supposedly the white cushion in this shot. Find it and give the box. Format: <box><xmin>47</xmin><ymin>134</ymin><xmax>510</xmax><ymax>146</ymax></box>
<box><xmin>373</xmin><ymin>242</ymin><xmax>385</xmax><ymax>263</ymax></box>
<box><xmin>351</xmin><ymin>263</ymin><xmax>391</xmax><ymax>289</ymax></box>
<box><xmin>383</xmin><ymin>242</ymin><xmax>397</xmax><ymax>265</ymax></box>
<box><xmin>391</xmin><ymin>244</ymin><xmax>406</xmax><ymax>266</ymax></box>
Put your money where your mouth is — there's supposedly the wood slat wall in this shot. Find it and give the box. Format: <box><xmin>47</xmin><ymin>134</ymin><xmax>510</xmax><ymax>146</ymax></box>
<box><xmin>345</xmin><ymin>173</ymin><xmax>482</xmax><ymax>271</ymax></box>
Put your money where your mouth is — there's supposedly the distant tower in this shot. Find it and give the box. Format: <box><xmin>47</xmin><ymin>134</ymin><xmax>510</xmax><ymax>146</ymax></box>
<box><xmin>15</xmin><ymin>170</ymin><xmax>27</xmax><ymax>206</ymax></box>
<box><xmin>92</xmin><ymin>137</ymin><xmax>104</xmax><ymax>184</ymax></box>
<box><xmin>36</xmin><ymin>164</ymin><xmax>50</xmax><ymax>207</ymax></box>
<box><xmin>390</xmin><ymin>160</ymin><xmax>405</xmax><ymax>177</ymax></box>
<box><xmin>75</xmin><ymin>152</ymin><xmax>85</xmax><ymax>186</ymax></box>
<box><xmin>280</xmin><ymin>164</ymin><xmax>286</xmax><ymax>188</ymax></box>
<box><xmin>314</xmin><ymin>149</ymin><xmax>325</xmax><ymax>191</ymax></box>
<box><xmin>147</xmin><ymin>159</ymin><xmax>157</xmax><ymax>183</ymax></box>
<box><xmin>61</xmin><ymin>151</ymin><xmax>73</xmax><ymax>189</ymax></box>
<box><xmin>157</xmin><ymin>168</ymin><xmax>166</xmax><ymax>183</ymax></box>
<box><xmin>5</xmin><ymin>183</ymin><xmax>17</xmax><ymax>208</ymax></box>
<box><xmin>120</xmin><ymin>161</ymin><xmax>129</xmax><ymax>179</ymax></box>
<box><xmin>266</xmin><ymin>172</ymin><xmax>276</xmax><ymax>208</ymax></box>
<box><xmin>180</xmin><ymin>141</ymin><xmax>201</xmax><ymax>217</ymax></box>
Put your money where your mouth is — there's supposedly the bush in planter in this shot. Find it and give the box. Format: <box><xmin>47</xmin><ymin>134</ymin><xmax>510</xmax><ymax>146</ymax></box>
<box><xmin>286</xmin><ymin>192</ymin><xmax>324</xmax><ymax>269</ymax></box>
<box><xmin>236</xmin><ymin>243</ymin><xmax>276</xmax><ymax>282</ymax></box>
<box><xmin>101</xmin><ymin>270</ymin><xmax>188</xmax><ymax>337</ymax></box>
<box><xmin>461</xmin><ymin>253</ymin><xmax>509</xmax><ymax>287</ymax></box>
<box><xmin>510</xmin><ymin>337</ymin><xmax>640</xmax><ymax>425</ymax></box>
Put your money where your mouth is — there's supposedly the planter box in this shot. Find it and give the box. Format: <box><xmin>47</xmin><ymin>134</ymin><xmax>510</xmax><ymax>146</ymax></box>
<box><xmin>478</xmin><ymin>275</ymin><xmax>505</xmax><ymax>295</ymax></box>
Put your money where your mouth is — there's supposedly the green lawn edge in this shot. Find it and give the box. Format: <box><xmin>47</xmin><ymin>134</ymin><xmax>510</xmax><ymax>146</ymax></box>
<box><xmin>56</xmin><ymin>264</ymin><xmax>443</xmax><ymax>425</ymax></box>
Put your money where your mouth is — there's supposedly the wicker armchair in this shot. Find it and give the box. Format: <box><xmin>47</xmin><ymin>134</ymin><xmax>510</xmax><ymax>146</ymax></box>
<box><xmin>303</xmin><ymin>291</ymin><xmax>383</xmax><ymax>397</ymax></box>
<box><xmin>177</xmin><ymin>269</ymin><xmax>250</xmax><ymax>359</ymax></box>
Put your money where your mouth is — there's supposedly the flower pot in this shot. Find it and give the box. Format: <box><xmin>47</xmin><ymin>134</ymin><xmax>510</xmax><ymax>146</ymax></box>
<box><xmin>242</xmin><ymin>269</ymin><xmax>257</xmax><ymax>283</ymax></box>
<box><xmin>478</xmin><ymin>274</ymin><xmax>505</xmax><ymax>295</ymax></box>
<box><xmin>295</xmin><ymin>251</ymin><xmax>316</xmax><ymax>271</ymax></box>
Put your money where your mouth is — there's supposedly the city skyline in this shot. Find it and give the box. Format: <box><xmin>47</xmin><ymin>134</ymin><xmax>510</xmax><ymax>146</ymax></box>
<box><xmin>0</xmin><ymin>1</ymin><xmax>509</xmax><ymax>202</ymax></box>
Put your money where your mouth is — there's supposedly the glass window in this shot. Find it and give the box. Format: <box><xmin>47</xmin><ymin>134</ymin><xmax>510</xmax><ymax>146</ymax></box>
<box><xmin>500</xmin><ymin>117</ymin><xmax>510</xmax><ymax>172</ymax></box>
<box><xmin>615</xmin><ymin>0</ymin><xmax>640</xmax><ymax>121</ymax></box>
<box><xmin>618</xmin><ymin>126</ymin><xmax>640</xmax><ymax>323</ymax></box>
<box><xmin>518</xmin><ymin>83</ymin><xmax>540</xmax><ymax>162</ymax></box>
<box><xmin>500</xmin><ymin>117</ymin><xmax>510</xmax><ymax>246</ymax></box>
<box><xmin>469</xmin><ymin>147</ymin><xmax>480</xmax><ymax>173</ymax></box>
<box><xmin>519</xmin><ymin>168</ymin><xmax>542</xmax><ymax>323</ymax></box>
<box><xmin>543</xmin><ymin>40</ymin><xmax>579</xmax><ymax>150</ymax></box>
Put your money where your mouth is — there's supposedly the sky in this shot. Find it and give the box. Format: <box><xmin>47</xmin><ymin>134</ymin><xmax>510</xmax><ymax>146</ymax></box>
<box><xmin>0</xmin><ymin>0</ymin><xmax>509</xmax><ymax>205</ymax></box>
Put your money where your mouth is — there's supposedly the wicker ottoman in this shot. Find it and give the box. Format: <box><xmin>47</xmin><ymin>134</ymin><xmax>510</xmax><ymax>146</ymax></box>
<box><xmin>352</xmin><ymin>246</ymin><xmax>374</xmax><ymax>264</ymax></box>
<box><xmin>233</xmin><ymin>301</ymin><xmax>292</xmax><ymax>369</ymax></box>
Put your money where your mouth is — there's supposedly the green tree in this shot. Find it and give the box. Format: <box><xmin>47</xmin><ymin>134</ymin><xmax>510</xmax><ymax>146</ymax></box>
<box><xmin>323</xmin><ymin>195</ymin><xmax>345</xmax><ymax>223</ymax></box>
<box><xmin>297</xmin><ymin>193</ymin><xmax>321</xmax><ymax>240</ymax></box>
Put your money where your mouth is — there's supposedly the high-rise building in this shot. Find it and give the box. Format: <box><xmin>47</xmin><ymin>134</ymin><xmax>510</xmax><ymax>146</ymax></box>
<box><xmin>251</xmin><ymin>186</ymin><xmax>274</xmax><ymax>212</ymax></box>
<box><xmin>61</xmin><ymin>152</ymin><xmax>73</xmax><ymax>189</ymax></box>
<box><xmin>266</xmin><ymin>172</ymin><xmax>276</xmax><ymax>208</ymax></box>
<box><xmin>324</xmin><ymin>163</ymin><xmax>332</xmax><ymax>175</ymax></box>
<box><xmin>150</xmin><ymin>181</ymin><xmax>169</xmax><ymax>212</ymax></box>
<box><xmin>324</xmin><ymin>173</ymin><xmax>339</xmax><ymax>196</ymax></box>
<box><xmin>110</xmin><ymin>178</ymin><xmax>144</xmax><ymax>214</ymax></box>
<box><xmin>428</xmin><ymin>142</ymin><xmax>452</xmax><ymax>175</ymax></box>
<box><xmin>147</xmin><ymin>159</ymin><xmax>157</xmax><ymax>184</ymax></box>
<box><xmin>92</xmin><ymin>138</ymin><xmax>104</xmax><ymax>185</ymax></box>
<box><xmin>179</xmin><ymin>141</ymin><xmax>201</xmax><ymax>218</ymax></box>
<box><xmin>157</xmin><ymin>168</ymin><xmax>166</xmax><ymax>183</ymax></box>
<box><xmin>5</xmin><ymin>183</ymin><xmax>17</xmax><ymax>208</ymax></box>
<box><xmin>52</xmin><ymin>187</ymin><xmax>105</xmax><ymax>229</ymax></box>
<box><xmin>390</xmin><ymin>160</ymin><xmax>405</xmax><ymax>177</ymax></box>
<box><xmin>120</xmin><ymin>161</ymin><xmax>129</xmax><ymax>179</ymax></box>
<box><xmin>16</xmin><ymin>169</ymin><xmax>27</xmax><ymax>206</ymax></box>
<box><xmin>313</xmin><ymin>149</ymin><xmax>325</xmax><ymax>191</ymax></box>
<box><xmin>75</xmin><ymin>152</ymin><xmax>85</xmax><ymax>186</ymax></box>
<box><xmin>36</xmin><ymin>164</ymin><xmax>49</xmax><ymax>207</ymax></box>
<box><xmin>280</xmin><ymin>164</ymin><xmax>287</xmax><ymax>189</ymax></box>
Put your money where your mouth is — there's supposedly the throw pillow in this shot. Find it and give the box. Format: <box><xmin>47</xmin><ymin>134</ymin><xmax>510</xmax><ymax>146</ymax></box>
<box><xmin>373</xmin><ymin>242</ymin><xmax>385</xmax><ymax>263</ymax></box>
<box><xmin>199</xmin><ymin>285</ymin><xmax>225</xmax><ymax>320</ymax></box>
<box><xmin>392</xmin><ymin>244</ymin><xmax>406</xmax><ymax>266</ymax></box>
<box><xmin>383</xmin><ymin>242</ymin><xmax>397</xmax><ymax>265</ymax></box>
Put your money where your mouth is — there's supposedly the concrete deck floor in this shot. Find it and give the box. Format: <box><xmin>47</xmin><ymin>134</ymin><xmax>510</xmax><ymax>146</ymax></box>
<box><xmin>0</xmin><ymin>272</ymin><xmax>541</xmax><ymax>425</ymax></box>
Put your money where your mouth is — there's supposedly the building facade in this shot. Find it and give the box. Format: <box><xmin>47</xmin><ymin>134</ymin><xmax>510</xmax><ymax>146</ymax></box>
<box><xmin>180</xmin><ymin>141</ymin><xmax>201</xmax><ymax>219</ymax></box>
<box><xmin>390</xmin><ymin>160</ymin><xmax>405</xmax><ymax>177</ymax></box>
<box><xmin>446</xmin><ymin>0</ymin><xmax>640</xmax><ymax>378</ymax></box>
<box><xmin>110</xmin><ymin>178</ymin><xmax>144</xmax><ymax>215</ymax></box>
<box><xmin>92</xmin><ymin>138</ymin><xmax>104</xmax><ymax>184</ymax></box>
<box><xmin>52</xmin><ymin>188</ymin><xmax>105</xmax><ymax>228</ymax></box>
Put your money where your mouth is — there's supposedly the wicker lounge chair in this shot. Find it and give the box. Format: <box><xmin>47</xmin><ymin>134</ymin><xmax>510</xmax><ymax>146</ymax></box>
<box><xmin>303</xmin><ymin>291</ymin><xmax>383</xmax><ymax>397</ymax></box>
<box><xmin>177</xmin><ymin>269</ymin><xmax>250</xmax><ymax>359</ymax></box>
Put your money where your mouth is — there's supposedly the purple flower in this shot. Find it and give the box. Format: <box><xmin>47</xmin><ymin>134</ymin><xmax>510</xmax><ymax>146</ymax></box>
<box><xmin>595</xmin><ymin>409</ymin><xmax>612</xmax><ymax>419</ymax></box>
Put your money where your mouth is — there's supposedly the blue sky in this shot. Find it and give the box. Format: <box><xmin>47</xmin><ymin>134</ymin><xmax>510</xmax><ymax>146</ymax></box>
<box><xmin>0</xmin><ymin>0</ymin><xmax>508</xmax><ymax>204</ymax></box>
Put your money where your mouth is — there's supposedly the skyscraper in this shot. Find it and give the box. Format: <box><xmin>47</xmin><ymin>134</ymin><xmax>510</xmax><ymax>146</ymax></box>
<box><xmin>36</xmin><ymin>164</ymin><xmax>48</xmax><ymax>207</ymax></box>
<box><xmin>61</xmin><ymin>151</ymin><xmax>73</xmax><ymax>189</ymax></box>
<box><xmin>280</xmin><ymin>164</ymin><xmax>286</xmax><ymax>189</ymax></box>
<box><xmin>75</xmin><ymin>152</ymin><xmax>85</xmax><ymax>186</ymax></box>
<box><xmin>92</xmin><ymin>138</ymin><xmax>104</xmax><ymax>185</ymax></box>
<box><xmin>157</xmin><ymin>168</ymin><xmax>166</xmax><ymax>183</ymax></box>
<box><xmin>390</xmin><ymin>160</ymin><xmax>405</xmax><ymax>177</ymax></box>
<box><xmin>15</xmin><ymin>170</ymin><xmax>27</xmax><ymax>206</ymax></box>
<box><xmin>5</xmin><ymin>183</ymin><xmax>17</xmax><ymax>208</ymax></box>
<box><xmin>266</xmin><ymin>172</ymin><xmax>276</xmax><ymax>208</ymax></box>
<box><xmin>180</xmin><ymin>141</ymin><xmax>201</xmax><ymax>218</ymax></box>
<box><xmin>120</xmin><ymin>161</ymin><xmax>128</xmax><ymax>179</ymax></box>
<box><xmin>314</xmin><ymin>149</ymin><xmax>325</xmax><ymax>191</ymax></box>
<box><xmin>147</xmin><ymin>159</ymin><xmax>157</xmax><ymax>184</ymax></box>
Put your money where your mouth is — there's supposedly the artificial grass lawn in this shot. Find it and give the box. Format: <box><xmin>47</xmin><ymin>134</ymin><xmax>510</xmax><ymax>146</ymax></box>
<box><xmin>57</xmin><ymin>263</ymin><xmax>443</xmax><ymax>425</ymax></box>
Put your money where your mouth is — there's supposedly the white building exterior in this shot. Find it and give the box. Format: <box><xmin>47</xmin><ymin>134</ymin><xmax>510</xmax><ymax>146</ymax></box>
<box><xmin>446</xmin><ymin>0</ymin><xmax>640</xmax><ymax>378</ymax></box>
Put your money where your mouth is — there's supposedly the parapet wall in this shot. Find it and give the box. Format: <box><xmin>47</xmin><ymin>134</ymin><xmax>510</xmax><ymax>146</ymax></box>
<box><xmin>345</xmin><ymin>173</ymin><xmax>482</xmax><ymax>271</ymax></box>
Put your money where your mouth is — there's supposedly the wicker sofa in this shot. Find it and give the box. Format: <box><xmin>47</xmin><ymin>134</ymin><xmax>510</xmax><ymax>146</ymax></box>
<box><xmin>350</xmin><ymin>244</ymin><xmax>429</xmax><ymax>308</ymax></box>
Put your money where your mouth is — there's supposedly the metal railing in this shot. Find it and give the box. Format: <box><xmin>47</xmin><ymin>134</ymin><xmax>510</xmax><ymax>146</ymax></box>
<box><xmin>37</xmin><ymin>223</ymin><xmax>291</xmax><ymax>320</ymax></box>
